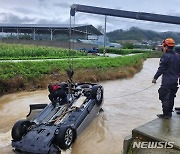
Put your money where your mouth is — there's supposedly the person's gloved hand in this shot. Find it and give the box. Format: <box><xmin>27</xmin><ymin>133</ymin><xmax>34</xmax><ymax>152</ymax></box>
<box><xmin>152</xmin><ymin>79</ymin><xmax>156</xmax><ymax>84</ymax></box>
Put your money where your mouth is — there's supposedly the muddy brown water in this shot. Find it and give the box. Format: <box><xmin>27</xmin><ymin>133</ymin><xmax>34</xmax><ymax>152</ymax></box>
<box><xmin>1</xmin><ymin>58</ymin><xmax>180</xmax><ymax>154</ymax></box>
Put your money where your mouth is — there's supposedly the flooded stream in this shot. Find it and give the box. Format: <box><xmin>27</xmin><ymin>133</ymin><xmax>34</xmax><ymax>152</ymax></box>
<box><xmin>1</xmin><ymin>58</ymin><xmax>180</xmax><ymax>154</ymax></box>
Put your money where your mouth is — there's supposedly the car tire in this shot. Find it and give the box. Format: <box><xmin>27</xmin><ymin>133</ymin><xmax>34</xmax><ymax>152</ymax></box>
<box><xmin>11</xmin><ymin>120</ymin><xmax>31</xmax><ymax>141</ymax></box>
<box><xmin>91</xmin><ymin>85</ymin><xmax>103</xmax><ymax>106</ymax></box>
<box><xmin>56</xmin><ymin>126</ymin><xmax>75</xmax><ymax>150</ymax></box>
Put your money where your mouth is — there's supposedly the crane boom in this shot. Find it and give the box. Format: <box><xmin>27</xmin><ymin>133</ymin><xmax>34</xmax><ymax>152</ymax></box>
<box><xmin>70</xmin><ymin>4</ymin><xmax>180</xmax><ymax>25</ymax></box>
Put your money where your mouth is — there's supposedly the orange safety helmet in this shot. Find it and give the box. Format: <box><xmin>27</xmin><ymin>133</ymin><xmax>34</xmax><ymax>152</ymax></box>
<box><xmin>162</xmin><ymin>38</ymin><xmax>175</xmax><ymax>47</ymax></box>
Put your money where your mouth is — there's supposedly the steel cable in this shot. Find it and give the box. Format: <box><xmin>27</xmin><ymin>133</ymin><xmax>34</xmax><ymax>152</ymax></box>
<box><xmin>104</xmin><ymin>81</ymin><xmax>160</xmax><ymax>100</ymax></box>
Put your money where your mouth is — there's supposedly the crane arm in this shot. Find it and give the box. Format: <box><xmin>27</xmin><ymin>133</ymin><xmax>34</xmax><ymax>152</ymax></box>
<box><xmin>70</xmin><ymin>4</ymin><xmax>180</xmax><ymax>25</ymax></box>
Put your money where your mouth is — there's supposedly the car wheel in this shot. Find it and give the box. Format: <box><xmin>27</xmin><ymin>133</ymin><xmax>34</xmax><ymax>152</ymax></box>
<box><xmin>11</xmin><ymin>120</ymin><xmax>31</xmax><ymax>141</ymax></box>
<box><xmin>91</xmin><ymin>85</ymin><xmax>103</xmax><ymax>106</ymax></box>
<box><xmin>56</xmin><ymin>126</ymin><xmax>75</xmax><ymax>150</ymax></box>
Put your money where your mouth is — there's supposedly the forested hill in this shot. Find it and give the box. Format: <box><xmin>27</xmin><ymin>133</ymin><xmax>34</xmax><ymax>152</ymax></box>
<box><xmin>107</xmin><ymin>27</ymin><xmax>180</xmax><ymax>43</ymax></box>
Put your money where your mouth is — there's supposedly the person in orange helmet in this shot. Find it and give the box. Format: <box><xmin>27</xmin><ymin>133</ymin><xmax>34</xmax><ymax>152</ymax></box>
<box><xmin>152</xmin><ymin>38</ymin><xmax>180</xmax><ymax>118</ymax></box>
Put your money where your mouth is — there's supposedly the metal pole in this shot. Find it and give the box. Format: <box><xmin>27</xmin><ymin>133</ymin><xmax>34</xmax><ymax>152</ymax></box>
<box><xmin>1</xmin><ymin>28</ymin><xmax>3</xmax><ymax>39</ymax></box>
<box><xmin>50</xmin><ymin>29</ymin><xmax>53</xmax><ymax>41</ymax></box>
<box><xmin>69</xmin><ymin>15</ymin><xmax>72</xmax><ymax>50</ymax></box>
<box><xmin>103</xmin><ymin>15</ymin><xmax>107</xmax><ymax>56</ymax></box>
<box><xmin>33</xmin><ymin>28</ymin><xmax>36</xmax><ymax>40</ymax></box>
<box><xmin>72</xmin><ymin>15</ymin><xmax>75</xmax><ymax>50</ymax></box>
<box><xmin>86</xmin><ymin>25</ymin><xmax>88</xmax><ymax>39</ymax></box>
<box><xmin>17</xmin><ymin>28</ymin><xmax>19</xmax><ymax>39</ymax></box>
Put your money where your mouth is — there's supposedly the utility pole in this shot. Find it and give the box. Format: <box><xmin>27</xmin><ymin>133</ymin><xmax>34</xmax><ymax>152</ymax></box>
<box><xmin>103</xmin><ymin>15</ymin><xmax>107</xmax><ymax>56</ymax></box>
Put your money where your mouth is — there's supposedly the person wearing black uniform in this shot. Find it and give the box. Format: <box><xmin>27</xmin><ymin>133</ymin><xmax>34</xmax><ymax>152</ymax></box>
<box><xmin>152</xmin><ymin>38</ymin><xmax>180</xmax><ymax>119</ymax></box>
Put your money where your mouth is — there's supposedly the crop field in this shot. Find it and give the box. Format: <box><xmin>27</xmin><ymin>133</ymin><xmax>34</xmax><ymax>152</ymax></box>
<box><xmin>0</xmin><ymin>53</ymin><xmax>148</xmax><ymax>80</ymax></box>
<box><xmin>0</xmin><ymin>43</ymin><xmax>159</xmax><ymax>94</ymax></box>
<box><xmin>0</xmin><ymin>43</ymin><xmax>87</xmax><ymax>60</ymax></box>
<box><xmin>0</xmin><ymin>43</ymin><xmax>152</xmax><ymax>60</ymax></box>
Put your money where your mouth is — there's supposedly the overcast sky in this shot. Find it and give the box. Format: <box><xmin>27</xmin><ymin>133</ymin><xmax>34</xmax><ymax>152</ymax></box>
<box><xmin>1</xmin><ymin>0</ymin><xmax>180</xmax><ymax>32</ymax></box>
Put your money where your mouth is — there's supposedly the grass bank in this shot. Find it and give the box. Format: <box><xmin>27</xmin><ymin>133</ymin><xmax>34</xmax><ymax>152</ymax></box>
<box><xmin>0</xmin><ymin>54</ymin><xmax>149</xmax><ymax>95</ymax></box>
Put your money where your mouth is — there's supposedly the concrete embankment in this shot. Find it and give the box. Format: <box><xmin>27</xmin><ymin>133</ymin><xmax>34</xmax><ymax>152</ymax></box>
<box><xmin>124</xmin><ymin>112</ymin><xmax>180</xmax><ymax>154</ymax></box>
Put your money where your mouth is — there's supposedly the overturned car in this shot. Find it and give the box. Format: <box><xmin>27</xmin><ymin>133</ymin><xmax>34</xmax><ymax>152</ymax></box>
<box><xmin>11</xmin><ymin>82</ymin><xmax>103</xmax><ymax>154</ymax></box>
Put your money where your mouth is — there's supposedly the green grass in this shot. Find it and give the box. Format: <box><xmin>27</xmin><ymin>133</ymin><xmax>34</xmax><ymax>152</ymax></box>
<box><xmin>0</xmin><ymin>43</ymin><xmax>159</xmax><ymax>81</ymax></box>
<box><xmin>0</xmin><ymin>53</ymin><xmax>148</xmax><ymax>80</ymax></box>
<box><xmin>0</xmin><ymin>43</ymin><xmax>87</xmax><ymax>59</ymax></box>
<box><xmin>0</xmin><ymin>43</ymin><xmax>154</xmax><ymax>60</ymax></box>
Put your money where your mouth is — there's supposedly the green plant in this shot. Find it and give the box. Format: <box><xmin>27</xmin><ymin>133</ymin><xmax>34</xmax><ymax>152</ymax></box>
<box><xmin>0</xmin><ymin>43</ymin><xmax>87</xmax><ymax>60</ymax></box>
